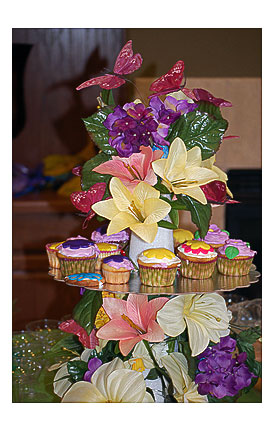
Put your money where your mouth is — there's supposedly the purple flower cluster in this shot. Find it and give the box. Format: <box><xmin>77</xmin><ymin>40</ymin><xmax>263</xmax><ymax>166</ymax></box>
<box><xmin>195</xmin><ymin>336</ymin><xmax>256</xmax><ymax>399</ymax></box>
<box><xmin>104</xmin><ymin>102</ymin><xmax>158</xmax><ymax>157</ymax></box>
<box><xmin>83</xmin><ymin>357</ymin><xmax>102</xmax><ymax>382</ymax></box>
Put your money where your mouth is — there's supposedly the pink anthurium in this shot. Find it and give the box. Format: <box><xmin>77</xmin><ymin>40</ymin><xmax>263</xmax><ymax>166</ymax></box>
<box><xmin>200</xmin><ymin>181</ymin><xmax>239</xmax><ymax>205</ymax></box>
<box><xmin>92</xmin><ymin>146</ymin><xmax>163</xmax><ymax>192</ymax></box>
<box><xmin>70</xmin><ymin>182</ymin><xmax>106</xmax><ymax>229</ymax></box>
<box><xmin>96</xmin><ymin>294</ymin><xmax>169</xmax><ymax>356</ymax></box>
<box><xmin>59</xmin><ymin>319</ymin><xmax>99</xmax><ymax>349</ymax></box>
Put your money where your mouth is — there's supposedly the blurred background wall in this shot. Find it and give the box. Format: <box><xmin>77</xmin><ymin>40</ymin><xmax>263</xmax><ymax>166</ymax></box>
<box><xmin>12</xmin><ymin>28</ymin><xmax>262</xmax><ymax>330</ymax></box>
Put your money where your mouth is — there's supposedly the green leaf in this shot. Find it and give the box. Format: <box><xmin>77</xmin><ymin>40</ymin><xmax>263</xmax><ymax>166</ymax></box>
<box><xmin>225</xmin><ymin>246</ymin><xmax>239</xmax><ymax>259</ymax></box>
<box><xmin>67</xmin><ymin>360</ymin><xmax>88</xmax><ymax>382</ymax></box>
<box><xmin>179</xmin><ymin>195</ymin><xmax>212</xmax><ymax>238</ymax></box>
<box><xmin>81</xmin><ymin>152</ymin><xmax>112</xmax><ymax>195</ymax></box>
<box><xmin>157</xmin><ymin>220</ymin><xmax>178</xmax><ymax>230</ymax></box>
<box><xmin>82</xmin><ymin>107</ymin><xmax>117</xmax><ymax>155</ymax></box>
<box><xmin>238</xmin><ymin>327</ymin><xmax>261</xmax><ymax>344</ymax></box>
<box><xmin>73</xmin><ymin>290</ymin><xmax>103</xmax><ymax>335</ymax></box>
<box><xmin>178</xmin><ymin>341</ymin><xmax>198</xmax><ymax>381</ymax></box>
<box><xmin>154</xmin><ymin>177</ymin><xmax>171</xmax><ymax>194</ymax></box>
<box><xmin>167</xmin><ymin>110</ymin><xmax>228</xmax><ymax>160</ymax></box>
<box><xmin>145</xmin><ymin>368</ymin><xmax>159</xmax><ymax>380</ymax></box>
<box><xmin>169</xmin><ymin>208</ymin><xmax>179</xmax><ymax>228</ymax></box>
<box><xmin>100</xmin><ymin>89</ymin><xmax>115</xmax><ymax>106</ymax></box>
<box><xmin>196</xmin><ymin>101</ymin><xmax>223</xmax><ymax>120</ymax></box>
<box><xmin>50</xmin><ymin>334</ymin><xmax>84</xmax><ymax>355</ymax></box>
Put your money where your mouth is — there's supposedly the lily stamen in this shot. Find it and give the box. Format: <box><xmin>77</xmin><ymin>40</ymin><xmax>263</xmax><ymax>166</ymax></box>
<box><xmin>121</xmin><ymin>314</ymin><xmax>146</xmax><ymax>335</ymax></box>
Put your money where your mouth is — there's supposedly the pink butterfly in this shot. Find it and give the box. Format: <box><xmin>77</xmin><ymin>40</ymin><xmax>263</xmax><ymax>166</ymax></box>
<box><xmin>70</xmin><ymin>182</ymin><xmax>106</xmax><ymax>229</ymax></box>
<box><xmin>148</xmin><ymin>60</ymin><xmax>185</xmax><ymax>98</ymax></box>
<box><xmin>76</xmin><ymin>40</ymin><xmax>143</xmax><ymax>91</ymax></box>
<box><xmin>59</xmin><ymin>319</ymin><xmax>99</xmax><ymax>349</ymax></box>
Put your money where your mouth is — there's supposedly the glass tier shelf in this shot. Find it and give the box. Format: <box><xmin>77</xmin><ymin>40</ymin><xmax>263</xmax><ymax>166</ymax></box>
<box><xmin>49</xmin><ymin>265</ymin><xmax>260</xmax><ymax>296</ymax></box>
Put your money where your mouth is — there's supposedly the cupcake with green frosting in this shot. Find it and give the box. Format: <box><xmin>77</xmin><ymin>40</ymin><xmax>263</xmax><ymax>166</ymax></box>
<box><xmin>217</xmin><ymin>239</ymin><xmax>256</xmax><ymax>276</ymax></box>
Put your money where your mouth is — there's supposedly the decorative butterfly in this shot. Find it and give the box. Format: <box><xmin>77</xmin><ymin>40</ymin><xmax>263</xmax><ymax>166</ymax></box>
<box><xmin>70</xmin><ymin>183</ymin><xmax>106</xmax><ymax>229</ymax></box>
<box><xmin>76</xmin><ymin>40</ymin><xmax>143</xmax><ymax>91</ymax></box>
<box><xmin>148</xmin><ymin>60</ymin><xmax>185</xmax><ymax>98</ymax></box>
<box><xmin>59</xmin><ymin>319</ymin><xmax>98</xmax><ymax>349</ymax></box>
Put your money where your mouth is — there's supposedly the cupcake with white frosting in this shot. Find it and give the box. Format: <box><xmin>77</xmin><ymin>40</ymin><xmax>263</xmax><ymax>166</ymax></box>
<box><xmin>177</xmin><ymin>240</ymin><xmax>217</xmax><ymax>279</ymax></box>
<box><xmin>137</xmin><ymin>248</ymin><xmax>181</xmax><ymax>287</ymax></box>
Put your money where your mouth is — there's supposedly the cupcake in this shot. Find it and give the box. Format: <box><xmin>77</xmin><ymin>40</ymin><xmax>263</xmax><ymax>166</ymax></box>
<box><xmin>101</xmin><ymin>255</ymin><xmax>134</xmax><ymax>284</ymax></box>
<box><xmin>65</xmin><ymin>273</ymin><xmax>105</xmax><ymax>288</ymax></box>
<box><xmin>137</xmin><ymin>248</ymin><xmax>181</xmax><ymax>287</ymax></box>
<box><xmin>173</xmin><ymin>229</ymin><xmax>194</xmax><ymax>249</ymax></box>
<box><xmin>94</xmin><ymin>243</ymin><xmax>121</xmax><ymax>271</ymax></box>
<box><xmin>57</xmin><ymin>238</ymin><xmax>97</xmax><ymax>277</ymax></box>
<box><xmin>195</xmin><ymin>224</ymin><xmax>230</xmax><ymax>249</ymax></box>
<box><xmin>177</xmin><ymin>240</ymin><xmax>217</xmax><ymax>279</ymax></box>
<box><xmin>46</xmin><ymin>241</ymin><xmax>64</xmax><ymax>268</ymax></box>
<box><xmin>91</xmin><ymin>224</ymin><xmax>130</xmax><ymax>249</ymax></box>
<box><xmin>217</xmin><ymin>239</ymin><xmax>257</xmax><ymax>276</ymax></box>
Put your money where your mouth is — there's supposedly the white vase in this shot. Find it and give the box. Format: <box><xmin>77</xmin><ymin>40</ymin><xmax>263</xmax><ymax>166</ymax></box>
<box><xmin>129</xmin><ymin>227</ymin><xmax>174</xmax><ymax>266</ymax></box>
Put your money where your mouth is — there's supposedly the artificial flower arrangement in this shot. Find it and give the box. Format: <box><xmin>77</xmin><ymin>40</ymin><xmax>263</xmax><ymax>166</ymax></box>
<box><xmin>48</xmin><ymin>41</ymin><xmax>261</xmax><ymax>403</ymax></box>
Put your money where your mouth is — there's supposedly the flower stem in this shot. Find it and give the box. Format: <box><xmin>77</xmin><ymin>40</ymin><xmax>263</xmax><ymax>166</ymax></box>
<box><xmin>142</xmin><ymin>340</ymin><xmax>170</xmax><ymax>381</ymax></box>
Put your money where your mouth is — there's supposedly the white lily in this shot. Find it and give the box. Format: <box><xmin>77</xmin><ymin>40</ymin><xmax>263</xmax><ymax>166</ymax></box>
<box><xmin>127</xmin><ymin>341</ymin><xmax>169</xmax><ymax>372</ymax></box>
<box><xmin>157</xmin><ymin>293</ymin><xmax>232</xmax><ymax>356</ymax></box>
<box><xmin>161</xmin><ymin>352</ymin><xmax>208</xmax><ymax>403</ymax></box>
<box><xmin>61</xmin><ymin>357</ymin><xmax>154</xmax><ymax>403</ymax></box>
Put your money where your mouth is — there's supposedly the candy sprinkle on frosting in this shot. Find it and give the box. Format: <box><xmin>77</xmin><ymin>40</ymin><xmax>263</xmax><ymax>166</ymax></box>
<box><xmin>143</xmin><ymin>248</ymin><xmax>176</xmax><ymax>260</ymax></box>
<box><xmin>181</xmin><ymin>240</ymin><xmax>214</xmax><ymax>255</ymax></box>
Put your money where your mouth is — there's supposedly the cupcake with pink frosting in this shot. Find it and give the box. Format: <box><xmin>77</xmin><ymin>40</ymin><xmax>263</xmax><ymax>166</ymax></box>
<box><xmin>195</xmin><ymin>224</ymin><xmax>230</xmax><ymax>249</ymax></box>
<box><xmin>101</xmin><ymin>255</ymin><xmax>134</xmax><ymax>284</ymax></box>
<box><xmin>217</xmin><ymin>239</ymin><xmax>257</xmax><ymax>276</ymax></box>
<box><xmin>57</xmin><ymin>238</ymin><xmax>98</xmax><ymax>277</ymax></box>
<box><xmin>91</xmin><ymin>224</ymin><xmax>130</xmax><ymax>249</ymax></box>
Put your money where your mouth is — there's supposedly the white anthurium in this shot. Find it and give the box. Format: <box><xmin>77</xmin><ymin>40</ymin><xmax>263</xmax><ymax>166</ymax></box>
<box><xmin>161</xmin><ymin>352</ymin><xmax>208</xmax><ymax>403</ymax></box>
<box><xmin>127</xmin><ymin>341</ymin><xmax>169</xmax><ymax>372</ymax></box>
<box><xmin>157</xmin><ymin>293</ymin><xmax>232</xmax><ymax>357</ymax></box>
<box><xmin>61</xmin><ymin>357</ymin><xmax>154</xmax><ymax>403</ymax></box>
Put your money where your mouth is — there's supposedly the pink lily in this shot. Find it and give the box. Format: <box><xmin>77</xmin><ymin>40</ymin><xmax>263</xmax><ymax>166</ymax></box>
<box><xmin>70</xmin><ymin>182</ymin><xmax>106</xmax><ymax>229</ymax></box>
<box><xmin>92</xmin><ymin>146</ymin><xmax>163</xmax><ymax>192</ymax></box>
<box><xmin>59</xmin><ymin>319</ymin><xmax>99</xmax><ymax>349</ymax></box>
<box><xmin>96</xmin><ymin>294</ymin><xmax>169</xmax><ymax>356</ymax></box>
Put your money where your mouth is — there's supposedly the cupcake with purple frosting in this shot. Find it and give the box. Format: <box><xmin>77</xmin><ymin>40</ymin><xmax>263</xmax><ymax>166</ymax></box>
<box><xmin>57</xmin><ymin>238</ymin><xmax>98</xmax><ymax>277</ymax></box>
<box><xmin>101</xmin><ymin>255</ymin><xmax>134</xmax><ymax>284</ymax></box>
<box><xmin>217</xmin><ymin>239</ymin><xmax>257</xmax><ymax>276</ymax></box>
<box><xmin>195</xmin><ymin>224</ymin><xmax>230</xmax><ymax>249</ymax></box>
<box><xmin>91</xmin><ymin>224</ymin><xmax>130</xmax><ymax>249</ymax></box>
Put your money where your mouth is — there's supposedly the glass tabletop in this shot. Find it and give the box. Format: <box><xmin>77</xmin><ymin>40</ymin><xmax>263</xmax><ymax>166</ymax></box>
<box><xmin>49</xmin><ymin>265</ymin><xmax>260</xmax><ymax>296</ymax></box>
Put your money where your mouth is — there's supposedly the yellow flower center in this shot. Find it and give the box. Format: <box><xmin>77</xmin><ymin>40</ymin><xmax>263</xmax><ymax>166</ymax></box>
<box><xmin>131</xmin><ymin>358</ymin><xmax>146</xmax><ymax>372</ymax></box>
<box><xmin>122</xmin><ymin>162</ymin><xmax>143</xmax><ymax>180</ymax></box>
<box><xmin>121</xmin><ymin>314</ymin><xmax>146</xmax><ymax>335</ymax></box>
<box><xmin>128</xmin><ymin>201</ymin><xmax>144</xmax><ymax>222</ymax></box>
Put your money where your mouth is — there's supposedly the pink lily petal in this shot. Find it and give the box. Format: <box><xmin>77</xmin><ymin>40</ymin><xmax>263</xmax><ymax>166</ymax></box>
<box><xmin>102</xmin><ymin>297</ymin><xmax>128</xmax><ymax>320</ymax></box>
<box><xmin>142</xmin><ymin>320</ymin><xmax>165</xmax><ymax>343</ymax></box>
<box><xmin>140</xmin><ymin>297</ymin><xmax>169</xmax><ymax>328</ymax></box>
<box><xmin>96</xmin><ymin>319</ymin><xmax>138</xmax><ymax>340</ymax></box>
<box><xmin>126</xmin><ymin>294</ymin><xmax>148</xmax><ymax>329</ymax></box>
<box><xmin>119</xmin><ymin>336</ymin><xmax>141</xmax><ymax>356</ymax></box>
<box><xmin>93</xmin><ymin>159</ymin><xmax>133</xmax><ymax>181</ymax></box>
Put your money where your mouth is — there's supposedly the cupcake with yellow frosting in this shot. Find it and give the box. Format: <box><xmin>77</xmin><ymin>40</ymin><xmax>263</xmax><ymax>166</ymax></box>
<box><xmin>46</xmin><ymin>241</ymin><xmax>64</xmax><ymax>268</ymax></box>
<box><xmin>94</xmin><ymin>242</ymin><xmax>121</xmax><ymax>271</ymax></box>
<box><xmin>173</xmin><ymin>229</ymin><xmax>194</xmax><ymax>249</ymax></box>
<box><xmin>177</xmin><ymin>240</ymin><xmax>217</xmax><ymax>279</ymax></box>
<box><xmin>137</xmin><ymin>248</ymin><xmax>181</xmax><ymax>287</ymax></box>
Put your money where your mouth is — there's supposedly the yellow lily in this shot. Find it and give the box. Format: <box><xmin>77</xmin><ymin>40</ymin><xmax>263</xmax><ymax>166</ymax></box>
<box><xmin>161</xmin><ymin>352</ymin><xmax>208</xmax><ymax>403</ymax></box>
<box><xmin>201</xmin><ymin>155</ymin><xmax>233</xmax><ymax>198</ymax></box>
<box><xmin>92</xmin><ymin>178</ymin><xmax>171</xmax><ymax>243</ymax></box>
<box><xmin>152</xmin><ymin>137</ymin><xmax>218</xmax><ymax>204</ymax></box>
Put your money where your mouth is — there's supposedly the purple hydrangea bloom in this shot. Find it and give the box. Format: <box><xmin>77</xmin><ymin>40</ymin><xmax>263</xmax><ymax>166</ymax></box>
<box><xmin>164</xmin><ymin>95</ymin><xmax>198</xmax><ymax>115</ymax></box>
<box><xmin>83</xmin><ymin>357</ymin><xmax>103</xmax><ymax>382</ymax></box>
<box><xmin>195</xmin><ymin>336</ymin><xmax>256</xmax><ymax>399</ymax></box>
<box><xmin>103</xmin><ymin>103</ymin><xmax>159</xmax><ymax>157</ymax></box>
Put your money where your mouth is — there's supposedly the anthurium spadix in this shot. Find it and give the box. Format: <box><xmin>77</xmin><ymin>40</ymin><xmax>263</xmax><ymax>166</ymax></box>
<box><xmin>92</xmin><ymin>177</ymin><xmax>171</xmax><ymax>243</ymax></box>
<box><xmin>152</xmin><ymin>137</ymin><xmax>218</xmax><ymax>204</ymax></box>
